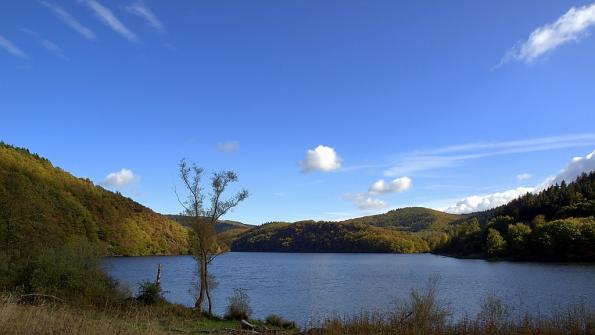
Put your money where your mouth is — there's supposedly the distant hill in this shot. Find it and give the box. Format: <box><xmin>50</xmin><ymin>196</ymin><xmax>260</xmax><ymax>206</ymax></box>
<box><xmin>0</xmin><ymin>142</ymin><xmax>190</xmax><ymax>256</ymax></box>
<box><xmin>342</xmin><ymin>207</ymin><xmax>461</xmax><ymax>231</ymax></box>
<box><xmin>167</xmin><ymin>214</ymin><xmax>253</xmax><ymax>249</ymax></box>
<box><xmin>166</xmin><ymin>214</ymin><xmax>253</xmax><ymax>233</ymax></box>
<box><xmin>231</xmin><ymin>220</ymin><xmax>431</xmax><ymax>253</ymax></box>
<box><xmin>230</xmin><ymin>207</ymin><xmax>461</xmax><ymax>253</ymax></box>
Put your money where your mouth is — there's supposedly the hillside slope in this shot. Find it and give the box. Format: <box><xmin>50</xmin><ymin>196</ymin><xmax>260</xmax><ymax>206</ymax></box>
<box><xmin>343</xmin><ymin>207</ymin><xmax>461</xmax><ymax>231</ymax></box>
<box><xmin>0</xmin><ymin>142</ymin><xmax>189</xmax><ymax>256</ymax></box>
<box><xmin>231</xmin><ymin>220</ymin><xmax>430</xmax><ymax>253</ymax></box>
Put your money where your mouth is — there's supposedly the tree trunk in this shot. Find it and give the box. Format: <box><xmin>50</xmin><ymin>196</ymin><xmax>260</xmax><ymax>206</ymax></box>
<box><xmin>195</xmin><ymin>255</ymin><xmax>206</xmax><ymax>312</ymax></box>
<box><xmin>155</xmin><ymin>264</ymin><xmax>162</xmax><ymax>286</ymax></box>
<box><xmin>205</xmin><ymin>259</ymin><xmax>213</xmax><ymax>315</ymax></box>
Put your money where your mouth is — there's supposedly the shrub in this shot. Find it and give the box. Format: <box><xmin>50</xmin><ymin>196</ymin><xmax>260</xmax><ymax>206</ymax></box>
<box><xmin>225</xmin><ymin>288</ymin><xmax>252</xmax><ymax>320</ymax></box>
<box><xmin>477</xmin><ymin>293</ymin><xmax>510</xmax><ymax>331</ymax></box>
<box><xmin>266</xmin><ymin>314</ymin><xmax>297</xmax><ymax>329</ymax></box>
<box><xmin>136</xmin><ymin>280</ymin><xmax>164</xmax><ymax>305</ymax></box>
<box><xmin>1</xmin><ymin>240</ymin><xmax>122</xmax><ymax>303</ymax></box>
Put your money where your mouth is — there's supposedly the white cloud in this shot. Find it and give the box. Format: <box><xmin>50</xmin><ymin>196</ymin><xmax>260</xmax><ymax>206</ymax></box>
<box><xmin>445</xmin><ymin>149</ymin><xmax>595</xmax><ymax>214</ymax></box>
<box><xmin>125</xmin><ymin>1</ymin><xmax>165</xmax><ymax>32</ymax></box>
<box><xmin>445</xmin><ymin>187</ymin><xmax>534</xmax><ymax>214</ymax></box>
<box><xmin>217</xmin><ymin>141</ymin><xmax>240</xmax><ymax>153</ymax></box>
<box><xmin>385</xmin><ymin>134</ymin><xmax>595</xmax><ymax>177</ymax></box>
<box><xmin>538</xmin><ymin>150</ymin><xmax>595</xmax><ymax>189</ymax></box>
<box><xmin>505</xmin><ymin>3</ymin><xmax>595</xmax><ymax>63</ymax></box>
<box><xmin>344</xmin><ymin>193</ymin><xmax>387</xmax><ymax>210</ymax></box>
<box><xmin>299</xmin><ymin>145</ymin><xmax>342</xmax><ymax>172</ymax></box>
<box><xmin>103</xmin><ymin>168</ymin><xmax>139</xmax><ymax>187</ymax></box>
<box><xmin>83</xmin><ymin>0</ymin><xmax>138</xmax><ymax>42</ymax></box>
<box><xmin>369</xmin><ymin>176</ymin><xmax>412</xmax><ymax>195</ymax></box>
<box><xmin>41</xmin><ymin>1</ymin><xmax>96</xmax><ymax>40</ymax></box>
<box><xmin>0</xmin><ymin>34</ymin><xmax>29</xmax><ymax>60</ymax></box>
<box><xmin>516</xmin><ymin>173</ymin><xmax>533</xmax><ymax>181</ymax></box>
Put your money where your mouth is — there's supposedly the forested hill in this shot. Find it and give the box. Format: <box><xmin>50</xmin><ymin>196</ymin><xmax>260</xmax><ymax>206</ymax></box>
<box><xmin>230</xmin><ymin>208</ymin><xmax>461</xmax><ymax>253</ymax></box>
<box><xmin>474</xmin><ymin>172</ymin><xmax>595</xmax><ymax>224</ymax></box>
<box><xmin>342</xmin><ymin>207</ymin><xmax>461</xmax><ymax>231</ymax></box>
<box><xmin>166</xmin><ymin>215</ymin><xmax>253</xmax><ymax>233</ymax></box>
<box><xmin>438</xmin><ymin>172</ymin><xmax>595</xmax><ymax>261</ymax></box>
<box><xmin>0</xmin><ymin>142</ymin><xmax>190</xmax><ymax>256</ymax></box>
<box><xmin>231</xmin><ymin>221</ymin><xmax>431</xmax><ymax>253</ymax></box>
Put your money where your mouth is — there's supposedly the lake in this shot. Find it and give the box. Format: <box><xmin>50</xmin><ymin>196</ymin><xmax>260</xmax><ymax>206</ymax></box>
<box><xmin>103</xmin><ymin>253</ymin><xmax>595</xmax><ymax>326</ymax></box>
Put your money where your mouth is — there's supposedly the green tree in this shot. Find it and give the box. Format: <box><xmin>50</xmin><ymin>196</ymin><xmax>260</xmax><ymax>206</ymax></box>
<box><xmin>486</xmin><ymin>228</ymin><xmax>507</xmax><ymax>257</ymax></box>
<box><xmin>507</xmin><ymin>223</ymin><xmax>531</xmax><ymax>258</ymax></box>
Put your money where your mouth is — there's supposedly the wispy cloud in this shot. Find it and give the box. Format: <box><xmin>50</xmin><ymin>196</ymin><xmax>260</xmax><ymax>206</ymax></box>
<box><xmin>83</xmin><ymin>0</ymin><xmax>139</xmax><ymax>42</ymax></box>
<box><xmin>516</xmin><ymin>173</ymin><xmax>532</xmax><ymax>181</ymax></box>
<box><xmin>20</xmin><ymin>28</ymin><xmax>67</xmax><ymax>60</ymax></box>
<box><xmin>503</xmin><ymin>3</ymin><xmax>595</xmax><ymax>64</ymax></box>
<box><xmin>125</xmin><ymin>1</ymin><xmax>165</xmax><ymax>32</ymax></box>
<box><xmin>343</xmin><ymin>193</ymin><xmax>387</xmax><ymax>210</ymax></box>
<box><xmin>217</xmin><ymin>141</ymin><xmax>240</xmax><ymax>153</ymax></box>
<box><xmin>0</xmin><ymin>34</ymin><xmax>29</xmax><ymax>60</ymax></box>
<box><xmin>384</xmin><ymin>134</ymin><xmax>595</xmax><ymax>177</ymax></box>
<box><xmin>40</xmin><ymin>1</ymin><xmax>96</xmax><ymax>40</ymax></box>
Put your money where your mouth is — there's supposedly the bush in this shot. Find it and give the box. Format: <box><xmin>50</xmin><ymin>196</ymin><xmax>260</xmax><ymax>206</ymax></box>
<box><xmin>136</xmin><ymin>280</ymin><xmax>164</xmax><ymax>305</ymax></box>
<box><xmin>266</xmin><ymin>314</ymin><xmax>297</xmax><ymax>329</ymax></box>
<box><xmin>225</xmin><ymin>288</ymin><xmax>252</xmax><ymax>320</ymax></box>
<box><xmin>0</xmin><ymin>240</ymin><xmax>122</xmax><ymax>302</ymax></box>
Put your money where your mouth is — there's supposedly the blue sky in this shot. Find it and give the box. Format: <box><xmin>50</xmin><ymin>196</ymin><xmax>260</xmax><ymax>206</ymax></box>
<box><xmin>2</xmin><ymin>1</ymin><xmax>595</xmax><ymax>224</ymax></box>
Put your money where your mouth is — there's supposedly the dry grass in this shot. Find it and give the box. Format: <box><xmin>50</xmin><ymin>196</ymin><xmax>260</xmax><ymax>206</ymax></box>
<box><xmin>0</xmin><ymin>295</ymin><xmax>243</xmax><ymax>335</ymax></box>
<box><xmin>311</xmin><ymin>280</ymin><xmax>595</xmax><ymax>335</ymax></box>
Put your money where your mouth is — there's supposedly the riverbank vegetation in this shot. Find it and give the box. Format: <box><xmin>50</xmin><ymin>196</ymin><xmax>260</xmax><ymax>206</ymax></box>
<box><xmin>316</xmin><ymin>280</ymin><xmax>594</xmax><ymax>335</ymax></box>
<box><xmin>1</xmin><ymin>276</ymin><xmax>593</xmax><ymax>335</ymax></box>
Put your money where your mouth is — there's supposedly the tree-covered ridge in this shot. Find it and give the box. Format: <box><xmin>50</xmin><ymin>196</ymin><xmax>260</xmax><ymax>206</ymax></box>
<box><xmin>478</xmin><ymin>172</ymin><xmax>595</xmax><ymax>223</ymax></box>
<box><xmin>231</xmin><ymin>220</ymin><xmax>430</xmax><ymax>253</ymax></box>
<box><xmin>438</xmin><ymin>171</ymin><xmax>595</xmax><ymax>261</ymax></box>
<box><xmin>167</xmin><ymin>215</ymin><xmax>253</xmax><ymax>251</ymax></box>
<box><xmin>166</xmin><ymin>215</ymin><xmax>253</xmax><ymax>233</ymax></box>
<box><xmin>0</xmin><ymin>142</ymin><xmax>190</xmax><ymax>256</ymax></box>
<box><xmin>342</xmin><ymin>207</ymin><xmax>461</xmax><ymax>231</ymax></box>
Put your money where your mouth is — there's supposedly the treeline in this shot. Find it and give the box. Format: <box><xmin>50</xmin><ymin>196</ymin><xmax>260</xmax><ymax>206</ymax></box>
<box><xmin>475</xmin><ymin>172</ymin><xmax>595</xmax><ymax>223</ymax></box>
<box><xmin>232</xmin><ymin>221</ymin><xmax>430</xmax><ymax>253</ymax></box>
<box><xmin>438</xmin><ymin>172</ymin><xmax>595</xmax><ymax>261</ymax></box>
<box><xmin>0</xmin><ymin>142</ymin><xmax>190</xmax><ymax>256</ymax></box>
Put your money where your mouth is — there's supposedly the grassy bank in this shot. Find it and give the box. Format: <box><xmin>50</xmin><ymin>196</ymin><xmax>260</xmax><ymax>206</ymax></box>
<box><xmin>0</xmin><ymin>294</ymin><xmax>281</xmax><ymax>335</ymax></box>
<box><xmin>2</xmin><ymin>281</ymin><xmax>594</xmax><ymax>335</ymax></box>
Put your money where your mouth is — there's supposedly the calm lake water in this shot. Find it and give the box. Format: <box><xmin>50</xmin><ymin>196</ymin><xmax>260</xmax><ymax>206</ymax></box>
<box><xmin>103</xmin><ymin>253</ymin><xmax>595</xmax><ymax>326</ymax></box>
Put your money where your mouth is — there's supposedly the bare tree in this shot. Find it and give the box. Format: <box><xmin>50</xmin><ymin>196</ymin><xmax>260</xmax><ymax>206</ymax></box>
<box><xmin>176</xmin><ymin>159</ymin><xmax>248</xmax><ymax>315</ymax></box>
